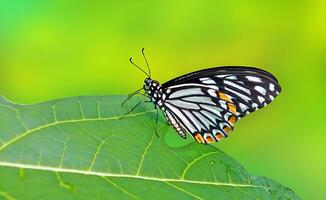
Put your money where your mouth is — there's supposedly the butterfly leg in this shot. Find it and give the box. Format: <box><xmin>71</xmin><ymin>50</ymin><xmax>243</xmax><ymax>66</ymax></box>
<box><xmin>121</xmin><ymin>88</ymin><xmax>145</xmax><ymax>106</ymax></box>
<box><xmin>154</xmin><ymin>109</ymin><xmax>160</xmax><ymax>138</ymax></box>
<box><xmin>119</xmin><ymin>101</ymin><xmax>142</xmax><ymax>120</ymax></box>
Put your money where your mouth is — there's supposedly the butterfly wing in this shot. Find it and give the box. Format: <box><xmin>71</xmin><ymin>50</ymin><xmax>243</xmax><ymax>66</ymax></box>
<box><xmin>161</xmin><ymin>66</ymin><xmax>281</xmax><ymax>144</ymax></box>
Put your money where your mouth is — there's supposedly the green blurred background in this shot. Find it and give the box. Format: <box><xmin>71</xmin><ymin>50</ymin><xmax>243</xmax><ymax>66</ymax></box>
<box><xmin>0</xmin><ymin>1</ymin><xmax>325</xmax><ymax>199</ymax></box>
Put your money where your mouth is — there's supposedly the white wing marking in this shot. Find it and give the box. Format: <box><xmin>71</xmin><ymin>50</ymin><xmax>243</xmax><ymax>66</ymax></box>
<box><xmin>200</xmin><ymin>78</ymin><xmax>216</xmax><ymax>84</ymax></box>
<box><xmin>254</xmin><ymin>85</ymin><xmax>267</xmax><ymax>95</ymax></box>
<box><xmin>166</xmin><ymin>99</ymin><xmax>200</xmax><ymax>110</ymax></box>
<box><xmin>225</xmin><ymin>76</ymin><xmax>237</xmax><ymax>80</ymax></box>
<box><xmin>207</xmin><ymin>89</ymin><xmax>217</xmax><ymax>97</ymax></box>
<box><xmin>201</xmin><ymin>110</ymin><xmax>220</xmax><ymax>123</ymax></box>
<box><xmin>219</xmin><ymin>123</ymin><xmax>230</xmax><ymax>136</ymax></box>
<box><xmin>223</xmin><ymin>112</ymin><xmax>233</xmax><ymax>122</ymax></box>
<box><xmin>165</xmin><ymin>110</ymin><xmax>176</xmax><ymax>125</ymax></box>
<box><xmin>193</xmin><ymin>111</ymin><xmax>213</xmax><ymax>129</ymax></box>
<box><xmin>246</xmin><ymin>76</ymin><xmax>262</xmax><ymax>82</ymax></box>
<box><xmin>169</xmin><ymin>88</ymin><xmax>204</xmax><ymax>99</ymax></box>
<box><xmin>183</xmin><ymin>110</ymin><xmax>203</xmax><ymax>131</ymax></box>
<box><xmin>199</xmin><ymin>104</ymin><xmax>223</xmax><ymax>117</ymax></box>
<box><xmin>252</xmin><ymin>103</ymin><xmax>259</xmax><ymax>110</ymax></box>
<box><xmin>239</xmin><ymin>103</ymin><xmax>249</xmax><ymax>112</ymax></box>
<box><xmin>225</xmin><ymin>87</ymin><xmax>251</xmax><ymax>102</ymax></box>
<box><xmin>182</xmin><ymin>96</ymin><xmax>216</xmax><ymax>105</ymax></box>
<box><xmin>269</xmin><ymin>95</ymin><xmax>274</xmax><ymax>101</ymax></box>
<box><xmin>224</xmin><ymin>80</ymin><xmax>251</xmax><ymax>94</ymax></box>
<box><xmin>165</xmin><ymin>103</ymin><xmax>196</xmax><ymax>132</ymax></box>
<box><xmin>219</xmin><ymin>100</ymin><xmax>227</xmax><ymax>110</ymax></box>
<box><xmin>215</xmin><ymin>74</ymin><xmax>233</xmax><ymax>78</ymax></box>
<box><xmin>269</xmin><ymin>83</ymin><xmax>275</xmax><ymax>91</ymax></box>
<box><xmin>168</xmin><ymin>83</ymin><xmax>219</xmax><ymax>91</ymax></box>
<box><xmin>257</xmin><ymin>96</ymin><xmax>265</xmax><ymax>103</ymax></box>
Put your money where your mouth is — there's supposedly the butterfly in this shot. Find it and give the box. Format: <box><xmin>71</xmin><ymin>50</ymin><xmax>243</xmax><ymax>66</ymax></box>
<box><xmin>122</xmin><ymin>49</ymin><xmax>281</xmax><ymax>144</ymax></box>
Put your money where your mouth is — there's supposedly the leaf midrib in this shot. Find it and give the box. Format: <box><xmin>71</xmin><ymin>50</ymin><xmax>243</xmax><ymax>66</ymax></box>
<box><xmin>0</xmin><ymin>161</ymin><xmax>265</xmax><ymax>188</ymax></box>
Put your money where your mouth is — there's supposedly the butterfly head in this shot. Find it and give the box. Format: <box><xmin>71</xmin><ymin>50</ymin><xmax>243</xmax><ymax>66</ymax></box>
<box><xmin>143</xmin><ymin>78</ymin><xmax>163</xmax><ymax>103</ymax></box>
<box><xmin>144</xmin><ymin>78</ymin><xmax>159</xmax><ymax>94</ymax></box>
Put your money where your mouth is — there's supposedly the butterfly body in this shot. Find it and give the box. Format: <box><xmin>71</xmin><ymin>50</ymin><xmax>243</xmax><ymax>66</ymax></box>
<box><xmin>144</xmin><ymin>78</ymin><xmax>188</xmax><ymax>138</ymax></box>
<box><xmin>142</xmin><ymin>66</ymin><xmax>281</xmax><ymax>144</ymax></box>
<box><xmin>144</xmin><ymin>78</ymin><xmax>163</xmax><ymax>107</ymax></box>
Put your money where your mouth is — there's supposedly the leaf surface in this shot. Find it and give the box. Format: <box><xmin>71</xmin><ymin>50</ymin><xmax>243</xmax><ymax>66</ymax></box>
<box><xmin>0</xmin><ymin>96</ymin><xmax>299</xmax><ymax>200</ymax></box>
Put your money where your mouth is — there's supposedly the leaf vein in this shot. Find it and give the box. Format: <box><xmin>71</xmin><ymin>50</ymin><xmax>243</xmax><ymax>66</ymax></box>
<box><xmin>0</xmin><ymin>110</ymin><xmax>155</xmax><ymax>152</ymax></box>
<box><xmin>0</xmin><ymin>191</ymin><xmax>16</xmax><ymax>200</ymax></box>
<box><xmin>136</xmin><ymin>133</ymin><xmax>155</xmax><ymax>176</ymax></box>
<box><xmin>88</xmin><ymin>135</ymin><xmax>114</xmax><ymax>171</ymax></box>
<box><xmin>164</xmin><ymin>182</ymin><xmax>205</xmax><ymax>200</ymax></box>
<box><xmin>102</xmin><ymin>177</ymin><xmax>140</xmax><ymax>200</ymax></box>
<box><xmin>181</xmin><ymin>152</ymin><xmax>218</xmax><ymax>179</ymax></box>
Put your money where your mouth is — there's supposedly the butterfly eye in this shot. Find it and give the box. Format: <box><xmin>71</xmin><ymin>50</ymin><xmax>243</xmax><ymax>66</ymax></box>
<box><xmin>144</xmin><ymin>78</ymin><xmax>152</xmax><ymax>86</ymax></box>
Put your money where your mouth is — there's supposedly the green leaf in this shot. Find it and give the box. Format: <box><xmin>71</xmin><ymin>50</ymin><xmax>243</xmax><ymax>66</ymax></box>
<box><xmin>0</xmin><ymin>95</ymin><xmax>299</xmax><ymax>200</ymax></box>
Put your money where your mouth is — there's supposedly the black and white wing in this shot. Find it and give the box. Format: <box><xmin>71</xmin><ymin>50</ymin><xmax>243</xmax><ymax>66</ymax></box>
<box><xmin>160</xmin><ymin>66</ymin><xmax>281</xmax><ymax>144</ymax></box>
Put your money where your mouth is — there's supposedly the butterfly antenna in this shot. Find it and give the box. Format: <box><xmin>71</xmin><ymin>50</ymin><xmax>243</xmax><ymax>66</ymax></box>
<box><xmin>141</xmin><ymin>48</ymin><xmax>151</xmax><ymax>78</ymax></box>
<box><xmin>130</xmin><ymin>57</ymin><xmax>150</xmax><ymax>78</ymax></box>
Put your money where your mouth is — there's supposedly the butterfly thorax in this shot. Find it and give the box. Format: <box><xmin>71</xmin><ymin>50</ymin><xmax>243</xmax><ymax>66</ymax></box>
<box><xmin>144</xmin><ymin>78</ymin><xmax>164</xmax><ymax>107</ymax></box>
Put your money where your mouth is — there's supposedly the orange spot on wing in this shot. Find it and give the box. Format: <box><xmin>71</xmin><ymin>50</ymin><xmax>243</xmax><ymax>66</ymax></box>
<box><xmin>214</xmin><ymin>133</ymin><xmax>224</xmax><ymax>141</ymax></box>
<box><xmin>194</xmin><ymin>134</ymin><xmax>206</xmax><ymax>144</ymax></box>
<box><xmin>218</xmin><ymin>92</ymin><xmax>231</xmax><ymax>102</ymax></box>
<box><xmin>228</xmin><ymin>116</ymin><xmax>237</xmax><ymax>125</ymax></box>
<box><xmin>223</xmin><ymin>126</ymin><xmax>231</xmax><ymax>134</ymax></box>
<box><xmin>227</xmin><ymin>103</ymin><xmax>237</xmax><ymax>114</ymax></box>
<box><xmin>205</xmin><ymin>135</ymin><xmax>215</xmax><ymax>143</ymax></box>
